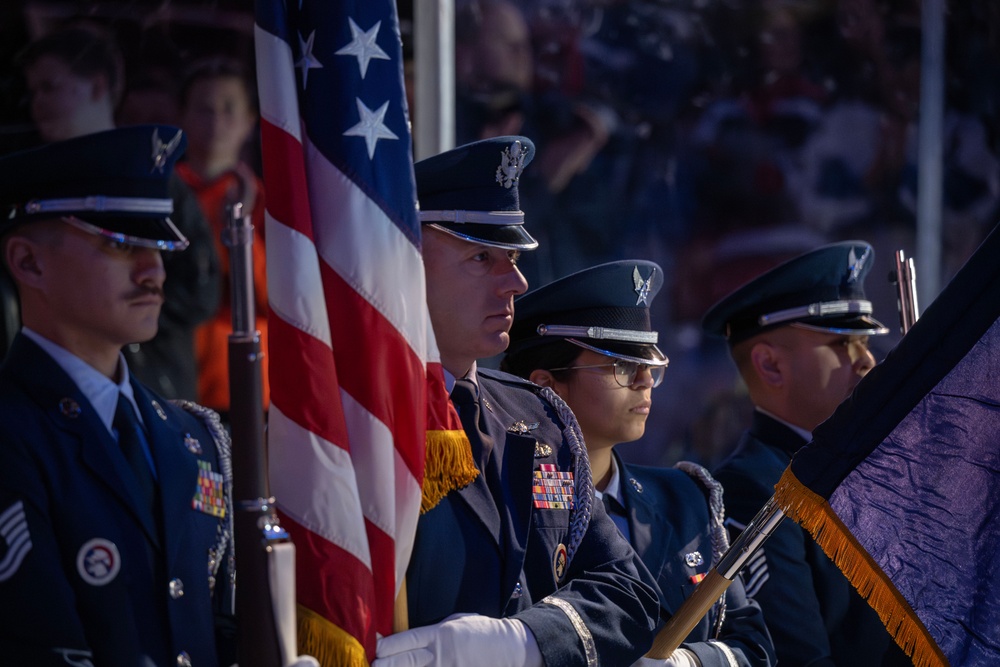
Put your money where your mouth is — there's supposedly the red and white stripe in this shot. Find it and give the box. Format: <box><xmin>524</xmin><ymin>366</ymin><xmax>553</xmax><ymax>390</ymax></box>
<box><xmin>255</xmin><ymin>21</ymin><xmax>425</xmax><ymax>656</ymax></box>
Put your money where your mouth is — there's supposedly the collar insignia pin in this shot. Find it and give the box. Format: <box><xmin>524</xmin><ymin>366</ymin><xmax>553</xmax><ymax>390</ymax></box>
<box><xmin>685</xmin><ymin>551</ymin><xmax>705</xmax><ymax>568</ymax></box>
<box><xmin>59</xmin><ymin>398</ymin><xmax>81</xmax><ymax>418</ymax></box>
<box><xmin>151</xmin><ymin>400</ymin><xmax>168</xmax><ymax>421</ymax></box>
<box><xmin>629</xmin><ymin>477</ymin><xmax>644</xmax><ymax>493</ymax></box>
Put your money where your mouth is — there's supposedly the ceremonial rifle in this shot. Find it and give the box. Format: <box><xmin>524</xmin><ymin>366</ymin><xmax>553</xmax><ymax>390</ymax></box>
<box><xmin>226</xmin><ymin>201</ymin><xmax>297</xmax><ymax>667</ymax></box>
<box><xmin>889</xmin><ymin>250</ymin><xmax>920</xmax><ymax>335</ymax></box>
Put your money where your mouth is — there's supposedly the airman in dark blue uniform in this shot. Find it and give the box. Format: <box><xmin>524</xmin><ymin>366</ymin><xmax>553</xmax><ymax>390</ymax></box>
<box><xmin>374</xmin><ymin>137</ymin><xmax>660</xmax><ymax>667</ymax></box>
<box><xmin>503</xmin><ymin>259</ymin><xmax>775</xmax><ymax>667</ymax></box>
<box><xmin>703</xmin><ymin>242</ymin><xmax>910</xmax><ymax>666</ymax></box>
<box><xmin>0</xmin><ymin>127</ymin><xmax>235</xmax><ymax>666</ymax></box>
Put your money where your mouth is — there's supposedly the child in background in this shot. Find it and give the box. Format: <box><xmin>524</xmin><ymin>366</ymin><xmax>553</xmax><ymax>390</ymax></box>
<box><xmin>176</xmin><ymin>56</ymin><xmax>269</xmax><ymax>416</ymax></box>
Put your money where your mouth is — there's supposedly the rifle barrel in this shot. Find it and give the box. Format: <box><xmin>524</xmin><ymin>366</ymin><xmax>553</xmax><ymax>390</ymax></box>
<box><xmin>225</xmin><ymin>203</ymin><xmax>289</xmax><ymax>667</ymax></box>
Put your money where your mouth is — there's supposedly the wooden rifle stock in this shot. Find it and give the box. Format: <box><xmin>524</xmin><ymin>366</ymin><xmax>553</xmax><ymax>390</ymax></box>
<box><xmin>226</xmin><ymin>202</ymin><xmax>291</xmax><ymax>667</ymax></box>
<box><xmin>889</xmin><ymin>250</ymin><xmax>920</xmax><ymax>335</ymax></box>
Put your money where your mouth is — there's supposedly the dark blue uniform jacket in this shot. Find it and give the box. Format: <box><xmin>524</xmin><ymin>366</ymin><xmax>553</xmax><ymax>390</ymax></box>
<box><xmin>615</xmin><ymin>451</ymin><xmax>774</xmax><ymax>667</ymax></box>
<box><xmin>0</xmin><ymin>334</ymin><xmax>235</xmax><ymax>666</ymax></box>
<box><xmin>712</xmin><ymin>411</ymin><xmax>910</xmax><ymax>667</ymax></box>
<box><xmin>407</xmin><ymin>369</ymin><xmax>660</xmax><ymax>667</ymax></box>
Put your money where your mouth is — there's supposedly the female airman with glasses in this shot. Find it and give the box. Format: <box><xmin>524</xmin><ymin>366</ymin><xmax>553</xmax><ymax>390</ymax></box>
<box><xmin>501</xmin><ymin>260</ymin><xmax>775</xmax><ymax>667</ymax></box>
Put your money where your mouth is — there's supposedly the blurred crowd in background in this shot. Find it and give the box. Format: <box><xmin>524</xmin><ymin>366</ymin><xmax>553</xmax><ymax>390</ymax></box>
<box><xmin>2</xmin><ymin>0</ymin><xmax>999</xmax><ymax>469</ymax></box>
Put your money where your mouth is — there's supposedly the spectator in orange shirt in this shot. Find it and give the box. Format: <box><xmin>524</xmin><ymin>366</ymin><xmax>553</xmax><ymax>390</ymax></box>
<box><xmin>176</xmin><ymin>56</ymin><xmax>269</xmax><ymax>416</ymax></box>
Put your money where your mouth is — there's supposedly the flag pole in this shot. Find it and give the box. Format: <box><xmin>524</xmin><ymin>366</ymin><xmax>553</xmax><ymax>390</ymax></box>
<box><xmin>226</xmin><ymin>201</ymin><xmax>294</xmax><ymax>667</ymax></box>
<box><xmin>646</xmin><ymin>497</ymin><xmax>786</xmax><ymax>658</ymax></box>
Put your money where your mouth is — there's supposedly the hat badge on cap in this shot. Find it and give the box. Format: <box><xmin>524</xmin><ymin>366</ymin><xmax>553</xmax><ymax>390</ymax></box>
<box><xmin>151</xmin><ymin>128</ymin><xmax>183</xmax><ymax>174</ymax></box>
<box><xmin>847</xmin><ymin>245</ymin><xmax>871</xmax><ymax>284</ymax></box>
<box><xmin>495</xmin><ymin>140</ymin><xmax>529</xmax><ymax>189</ymax></box>
<box><xmin>633</xmin><ymin>266</ymin><xmax>655</xmax><ymax>306</ymax></box>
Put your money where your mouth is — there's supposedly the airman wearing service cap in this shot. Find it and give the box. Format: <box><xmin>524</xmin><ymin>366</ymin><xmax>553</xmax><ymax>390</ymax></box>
<box><xmin>376</xmin><ymin>137</ymin><xmax>661</xmax><ymax>667</ymax></box>
<box><xmin>0</xmin><ymin>125</ymin><xmax>236</xmax><ymax>666</ymax></box>
<box><xmin>707</xmin><ymin>241</ymin><xmax>909</xmax><ymax>666</ymax></box>
<box><xmin>502</xmin><ymin>260</ymin><xmax>775</xmax><ymax>667</ymax></box>
<box><xmin>0</xmin><ymin>124</ymin><xmax>190</xmax><ymax>249</ymax></box>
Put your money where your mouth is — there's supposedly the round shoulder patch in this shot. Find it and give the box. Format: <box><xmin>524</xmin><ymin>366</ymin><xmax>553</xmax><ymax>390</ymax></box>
<box><xmin>77</xmin><ymin>538</ymin><xmax>121</xmax><ymax>586</ymax></box>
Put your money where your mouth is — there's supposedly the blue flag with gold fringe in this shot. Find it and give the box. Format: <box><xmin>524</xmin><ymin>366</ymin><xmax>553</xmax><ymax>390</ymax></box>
<box><xmin>774</xmin><ymin>223</ymin><xmax>1000</xmax><ymax>667</ymax></box>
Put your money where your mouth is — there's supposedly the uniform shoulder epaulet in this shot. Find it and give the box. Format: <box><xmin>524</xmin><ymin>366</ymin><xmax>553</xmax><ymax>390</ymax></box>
<box><xmin>478</xmin><ymin>366</ymin><xmax>537</xmax><ymax>390</ymax></box>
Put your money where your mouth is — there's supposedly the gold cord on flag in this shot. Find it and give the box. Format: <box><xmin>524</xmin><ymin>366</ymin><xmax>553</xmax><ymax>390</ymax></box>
<box><xmin>421</xmin><ymin>429</ymin><xmax>478</xmax><ymax>512</ymax></box>
<box><xmin>297</xmin><ymin>604</ymin><xmax>367</xmax><ymax>667</ymax></box>
<box><xmin>774</xmin><ymin>468</ymin><xmax>949</xmax><ymax>667</ymax></box>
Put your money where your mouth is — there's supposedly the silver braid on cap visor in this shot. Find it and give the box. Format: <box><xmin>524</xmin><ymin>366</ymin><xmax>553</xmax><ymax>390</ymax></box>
<box><xmin>18</xmin><ymin>195</ymin><xmax>174</xmax><ymax>216</ymax></box>
<box><xmin>62</xmin><ymin>216</ymin><xmax>189</xmax><ymax>251</ymax></box>
<box><xmin>419</xmin><ymin>209</ymin><xmax>524</xmax><ymax>224</ymax></box>
<box><xmin>757</xmin><ymin>299</ymin><xmax>873</xmax><ymax>327</ymax></box>
<box><xmin>537</xmin><ymin>324</ymin><xmax>659</xmax><ymax>345</ymax></box>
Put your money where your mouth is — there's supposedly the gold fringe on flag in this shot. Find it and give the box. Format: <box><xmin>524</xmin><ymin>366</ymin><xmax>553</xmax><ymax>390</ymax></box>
<box><xmin>421</xmin><ymin>429</ymin><xmax>478</xmax><ymax>513</ymax></box>
<box><xmin>774</xmin><ymin>468</ymin><xmax>950</xmax><ymax>667</ymax></box>
<box><xmin>297</xmin><ymin>604</ymin><xmax>368</xmax><ymax>667</ymax></box>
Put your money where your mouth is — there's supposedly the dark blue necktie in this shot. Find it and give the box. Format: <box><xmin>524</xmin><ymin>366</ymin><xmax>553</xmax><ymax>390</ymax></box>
<box><xmin>114</xmin><ymin>393</ymin><xmax>158</xmax><ymax>513</ymax></box>
<box><xmin>450</xmin><ymin>378</ymin><xmax>493</xmax><ymax>469</ymax></box>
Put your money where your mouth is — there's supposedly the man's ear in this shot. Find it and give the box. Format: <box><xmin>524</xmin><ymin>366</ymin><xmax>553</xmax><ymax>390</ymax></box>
<box><xmin>4</xmin><ymin>235</ymin><xmax>44</xmax><ymax>288</ymax></box>
<box><xmin>750</xmin><ymin>341</ymin><xmax>784</xmax><ymax>388</ymax></box>
<box><xmin>529</xmin><ymin>369</ymin><xmax>555</xmax><ymax>388</ymax></box>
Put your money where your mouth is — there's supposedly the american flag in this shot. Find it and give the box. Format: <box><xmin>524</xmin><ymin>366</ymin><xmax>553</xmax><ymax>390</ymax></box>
<box><xmin>254</xmin><ymin>0</ymin><xmax>436</xmax><ymax>661</ymax></box>
<box><xmin>775</xmin><ymin>222</ymin><xmax>1000</xmax><ymax>667</ymax></box>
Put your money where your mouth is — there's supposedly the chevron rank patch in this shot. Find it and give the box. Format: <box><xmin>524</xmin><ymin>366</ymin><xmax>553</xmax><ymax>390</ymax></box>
<box><xmin>192</xmin><ymin>460</ymin><xmax>226</xmax><ymax>518</ymax></box>
<box><xmin>532</xmin><ymin>464</ymin><xmax>574</xmax><ymax>509</ymax></box>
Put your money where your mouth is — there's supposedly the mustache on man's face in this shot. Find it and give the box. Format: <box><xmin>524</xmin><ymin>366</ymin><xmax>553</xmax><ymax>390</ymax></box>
<box><xmin>124</xmin><ymin>283</ymin><xmax>166</xmax><ymax>301</ymax></box>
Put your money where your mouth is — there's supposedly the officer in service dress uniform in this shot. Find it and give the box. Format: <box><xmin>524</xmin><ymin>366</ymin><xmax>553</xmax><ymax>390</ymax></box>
<box><xmin>502</xmin><ymin>260</ymin><xmax>775</xmax><ymax>667</ymax></box>
<box><xmin>0</xmin><ymin>126</ymin><xmax>235</xmax><ymax>666</ymax></box>
<box><xmin>703</xmin><ymin>243</ymin><xmax>911</xmax><ymax>666</ymax></box>
<box><xmin>374</xmin><ymin>137</ymin><xmax>660</xmax><ymax>667</ymax></box>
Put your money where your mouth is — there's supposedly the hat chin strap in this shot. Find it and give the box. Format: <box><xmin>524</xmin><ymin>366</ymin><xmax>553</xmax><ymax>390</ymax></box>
<box><xmin>757</xmin><ymin>299</ymin><xmax>873</xmax><ymax>327</ymax></box>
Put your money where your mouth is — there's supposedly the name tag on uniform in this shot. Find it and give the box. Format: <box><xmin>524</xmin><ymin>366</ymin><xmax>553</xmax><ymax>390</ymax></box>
<box><xmin>532</xmin><ymin>464</ymin><xmax>574</xmax><ymax>509</ymax></box>
<box><xmin>192</xmin><ymin>460</ymin><xmax>226</xmax><ymax>518</ymax></box>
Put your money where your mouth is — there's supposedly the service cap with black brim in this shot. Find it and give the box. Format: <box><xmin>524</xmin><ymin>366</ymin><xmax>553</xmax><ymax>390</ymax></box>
<box><xmin>509</xmin><ymin>259</ymin><xmax>669</xmax><ymax>366</ymax></box>
<box><xmin>701</xmin><ymin>240</ymin><xmax>890</xmax><ymax>344</ymax></box>
<box><xmin>416</xmin><ymin>135</ymin><xmax>538</xmax><ymax>250</ymax></box>
<box><xmin>0</xmin><ymin>125</ymin><xmax>189</xmax><ymax>251</ymax></box>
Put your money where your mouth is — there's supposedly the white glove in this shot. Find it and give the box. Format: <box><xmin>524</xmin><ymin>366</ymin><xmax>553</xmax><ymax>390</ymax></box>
<box><xmin>284</xmin><ymin>658</ymin><xmax>320</xmax><ymax>667</ymax></box>
<box><xmin>634</xmin><ymin>648</ymin><xmax>701</xmax><ymax>667</ymax></box>
<box><xmin>227</xmin><ymin>658</ymin><xmax>319</xmax><ymax>667</ymax></box>
<box><xmin>373</xmin><ymin>613</ymin><xmax>543</xmax><ymax>667</ymax></box>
